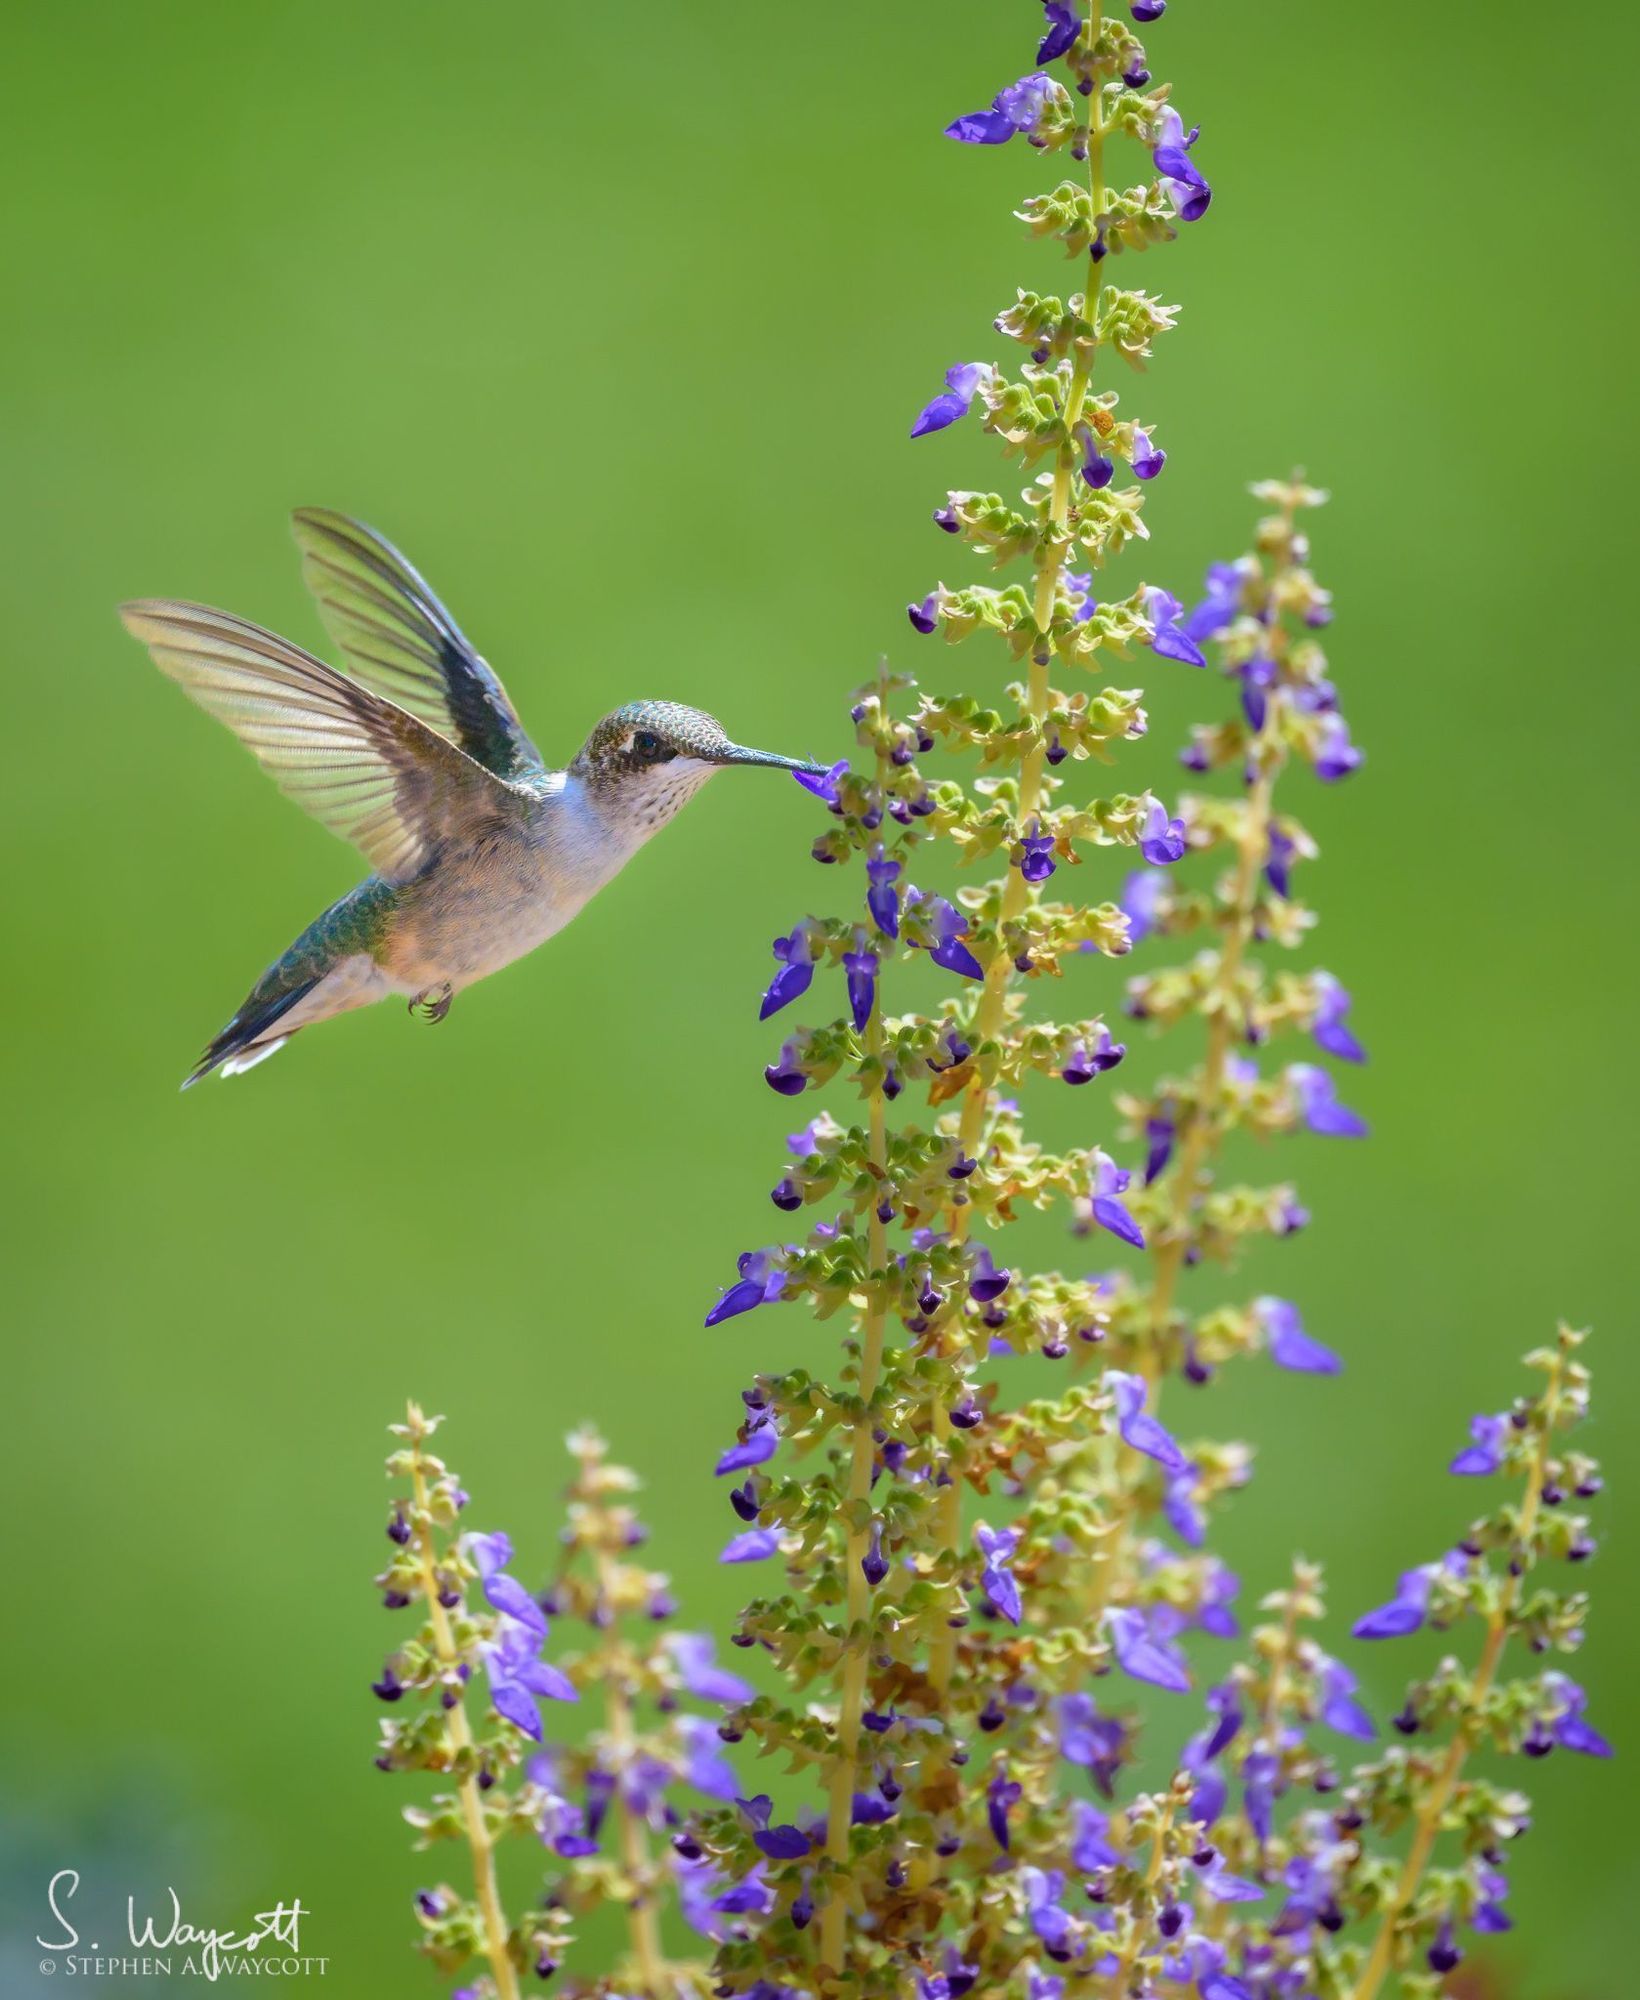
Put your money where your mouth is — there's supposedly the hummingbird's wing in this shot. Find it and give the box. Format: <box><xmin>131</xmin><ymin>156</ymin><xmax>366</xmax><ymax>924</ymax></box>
<box><xmin>120</xmin><ymin>600</ymin><xmax>525</xmax><ymax>884</ymax></box>
<box><xmin>289</xmin><ymin>508</ymin><xmax>543</xmax><ymax>780</ymax></box>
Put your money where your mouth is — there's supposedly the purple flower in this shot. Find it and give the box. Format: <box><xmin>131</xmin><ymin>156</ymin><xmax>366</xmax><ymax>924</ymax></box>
<box><xmin>867</xmin><ymin>855</ymin><xmax>902</xmax><ymax>938</ymax></box>
<box><xmin>1062</xmin><ymin>1025</ymin><xmax>1125</xmax><ymax>1085</ymax></box>
<box><xmin>1138</xmin><ymin>799</ymin><xmax>1187</xmax><ymax>865</ymax></box>
<box><xmin>794</xmin><ymin>757</ymin><xmax>848</xmax><ymax>805</ymax></box>
<box><xmin>1108</xmin><ymin>1605</ymin><xmax>1191</xmax><ymax>1692</ymax></box>
<box><xmin>1131</xmin><ymin>427</ymin><xmax>1166</xmax><ymax>479</ymax></box>
<box><xmin>1020</xmin><ymin>825</ymin><xmax>1057</xmax><ymax>883</ymax></box>
<box><xmin>764</xmin><ymin>1037</ymin><xmax>808</xmax><ymax>1095</ymax></box>
<box><xmin>1144</xmin><ymin>585</ymin><xmax>1209</xmax><ymax>667</ymax></box>
<box><xmin>906</xmin><ymin>888</ymin><xmax>985</xmax><ymax>979</ymax></box>
<box><xmin>467</xmin><ymin>1530</ymin><xmax>548</xmax><ymax>1635</ymax></box>
<box><xmin>1242</xmin><ymin>1748</ymin><xmax>1279</xmax><ymax>1842</ymax></box>
<box><xmin>1466</xmin><ymin>1861</ymin><xmax>1513</xmax><ymax>1934</ymax></box>
<box><xmin>1060</xmin><ymin>1700</ymin><xmax>1127</xmax><ymax>1797</ymax></box>
<box><xmin>976</xmin><ymin>1522</ymin><xmax>1022</xmax><ymax>1624</ymax></box>
<box><xmin>1163</xmin><ymin>1467</ymin><xmax>1205</xmax><ymax>1547</ymax></box>
<box><xmin>1541</xmin><ymin>1673</ymin><xmax>1613</xmax><ymax>1757</ymax></box>
<box><xmin>1065</xmin><ymin>570</ymin><xmax>1098</xmax><ymax>622</ymax></box>
<box><xmin>737</xmin><ymin>1794</ymin><xmax>813</xmax><ymax>1860</ymax></box>
<box><xmin>669</xmin><ymin>1632</ymin><xmax>755</xmax><ymax>1706</ymax></box>
<box><xmin>760</xmin><ymin>925</ymin><xmax>815</xmax><ymax>1020</ymax></box>
<box><xmin>720</xmin><ymin>1526</ymin><xmax>781</xmax><ymax>1563</ymax></box>
<box><xmin>910</xmin><ymin>362</ymin><xmax>993</xmax><ymax>439</ymax></box>
<box><xmin>539</xmin><ymin>1783</ymin><xmax>598</xmax><ymax>1858</ymax></box>
<box><xmin>1020</xmin><ymin>1868</ymin><xmax>1075</xmax><ymax>1956</ymax></box>
<box><xmin>844</xmin><ymin>945</ymin><xmax>879</xmax><ymax>1032</ymax></box>
<box><xmin>1194</xmin><ymin>1684</ymin><xmax>1244</xmax><ymax>1764</ymax></box>
<box><xmin>987</xmin><ymin>1768</ymin><xmax>1023</xmax><ymax>1849</ymax></box>
<box><xmin>371</xmin><ymin>1663</ymin><xmax>405</xmax><ymax>1702</ymax></box>
<box><xmin>1352</xmin><ymin>1565</ymin><xmax>1435</xmax><ymax>1640</ymax></box>
<box><xmin>908</xmin><ymin>592</ymin><xmax>940</xmax><ymax>634</ymax></box>
<box><xmin>1189</xmin><ymin>1762</ymin><xmax>1228</xmax><ymax>1827</ymax></box>
<box><xmin>1080</xmin><ymin>436</ymin><xmax>1115</xmax><ymax>489</ymax></box>
<box><xmin>787</xmin><ymin>1118</ymin><xmax>824</xmax><ymax>1160</ymax></box>
<box><xmin>715</xmin><ymin>1413</ymin><xmax>778</xmax><ymax>1474</ymax></box>
<box><xmin>1255</xmin><ymin>1296</ymin><xmax>1342</xmax><ymax>1375</ymax></box>
<box><xmin>483</xmin><ymin>1618</ymin><xmax>577</xmax><ymax>1741</ymax></box>
<box><xmin>1132</xmin><ymin>0</ymin><xmax>1166</xmax><ymax>19</ymax></box>
<box><xmin>1196</xmin><ymin>1562</ymin><xmax>1241</xmax><ymax>1639</ymax></box>
<box><xmin>1264</xmin><ymin>825</ymin><xmax>1296</xmax><ymax>898</ymax></box>
<box><xmin>1037</xmin><ymin>0</ymin><xmax>1080</xmax><ymax>62</ymax></box>
<box><xmin>1286</xmin><ymin>1063</ymin><xmax>1369</xmax><ymax>1138</ymax></box>
<box><xmin>672</xmin><ymin>1720</ymin><xmax>736</xmax><ymax>1800</ymax></box>
<box><xmin>1183</xmin><ymin>559</ymin><xmax>1248</xmax><ymax>644</ymax></box>
<box><xmin>1144</xmin><ymin>1106</ymin><xmax>1176</xmax><ymax>1183</ymax></box>
<box><xmin>946</xmin><ymin>73</ymin><xmax>1057</xmax><ymax>147</ymax></box>
<box><xmin>1069</xmin><ymin>1800</ymin><xmax>1120</xmax><ymax>1875</ymax></box>
<box><xmin>1313</xmin><ymin>713</ymin><xmax>1364</xmax><ymax>781</ymax></box>
<box><xmin>1311</xmin><ymin>972</ymin><xmax>1367</xmax><ymax>1063</ymax></box>
<box><xmin>1318</xmin><ymin>1657</ymin><xmax>1377</xmax><ymax>1741</ymax></box>
<box><xmin>705</xmin><ymin>1250</ymin><xmax>786</xmax><ymax>1327</ymax></box>
<box><xmin>1088</xmin><ymin>1150</ymin><xmax>1145</xmax><ymax>1247</ymax></box>
<box><xmin>1107</xmin><ymin>1369</ymin><xmax>1189</xmax><ymax>1472</ymax></box>
<box><xmin>1201</xmin><ymin>1861</ymin><xmax>1264</xmax><ymax>1906</ymax></box>
<box><xmin>1450</xmin><ymin>1411</ymin><xmax>1509</xmax><ymax>1476</ymax></box>
<box><xmin>707</xmin><ymin>1869</ymin><xmax>775</xmax><ymax>1918</ymax></box>
<box><xmin>969</xmin><ymin>1244</ymin><xmax>1012</xmax><ymax>1302</ymax></box>
<box><xmin>1121</xmin><ymin>868</ymin><xmax>1170</xmax><ymax>944</ymax></box>
<box><xmin>862</xmin><ymin>1522</ymin><xmax>890</xmax><ymax>1587</ymax></box>
<box><xmin>1152</xmin><ymin>107</ymin><xmax>1211</xmax><ymax>221</ymax></box>
<box><xmin>1427</xmin><ymin>1921</ymin><xmax>1462</xmax><ymax>1975</ymax></box>
<box><xmin>1236</xmin><ymin>654</ymin><xmax>1277</xmax><ymax>731</ymax></box>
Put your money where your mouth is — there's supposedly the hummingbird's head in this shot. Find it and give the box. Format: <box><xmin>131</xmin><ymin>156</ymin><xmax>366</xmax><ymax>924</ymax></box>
<box><xmin>570</xmin><ymin>701</ymin><xmax>820</xmax><ymax>832</ymax></box>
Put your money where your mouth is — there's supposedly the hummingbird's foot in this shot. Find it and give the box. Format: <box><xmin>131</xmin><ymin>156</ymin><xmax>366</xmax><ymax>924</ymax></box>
<box><xmin>408</xmin><ymin>982</ymin><xmax>454</xmax><ymax>1025</ymax></box>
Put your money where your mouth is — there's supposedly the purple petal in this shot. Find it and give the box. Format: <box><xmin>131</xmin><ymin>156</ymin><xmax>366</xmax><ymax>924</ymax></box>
<box><xmin>1091</xmin><ymin>1195</ymin><xmax>1145</xmax><ymax>1249</ymax></box>
<box><xmin>1037</xmin><ymin>0</ymin><xmax>1079</xmax><ymax>62</ymax></box>
<box><xmin>759</xmin><ymin>961</ymin><xmax>813</xmax><ymax>1021</ymax></box>
<box><xmin>1108</xmin><ymin>1607</ymin><xmax>1191</xmax><ymax>1692</ymax></box>
<box><xmin>721</xmin><ymin>1528</ymin><xmax>781</xmax><ymax>1563</ymax></box>
<box><xmin>945</xmin><ymin>109</ymin><xmax>1017</xmax><ymax>145</ymax></box>
<box><xmin>716</xmin><ymin>1428</ymin><xmax>777</xmax><ymax>1475</ymax></box>
<box><xmin>489</xmin><ymin>1682</ymin><xmax>542</xmax><ymax>1740</ymax></box>
<box><xmin>705</xmin><ymin>1279</ymin><xmax>770</xmax><ymax>1328</ymax></box>
<box><xmin>485</xmin><ymin>1574</ymin><xmax>547</xmax><ymax>1631</ymax></box>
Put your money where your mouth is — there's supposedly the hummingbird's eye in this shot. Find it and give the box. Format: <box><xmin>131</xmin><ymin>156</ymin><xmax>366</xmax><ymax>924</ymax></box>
<box><xmin>631</xmin><ymin>729</ymin><xmax>674</xmax><ymax>764</ymax></box>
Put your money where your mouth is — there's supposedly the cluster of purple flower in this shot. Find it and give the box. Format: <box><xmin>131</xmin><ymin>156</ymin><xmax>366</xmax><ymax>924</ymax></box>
<box><xmin>366</xmin><ymin>4</ymin><xmax>1605</xmax><ymax>1996</ymax></box>
<box><xmin>674</xmin><ymin>2</ymin><xmax>1606</xmax><ymax>1995</ymax></box>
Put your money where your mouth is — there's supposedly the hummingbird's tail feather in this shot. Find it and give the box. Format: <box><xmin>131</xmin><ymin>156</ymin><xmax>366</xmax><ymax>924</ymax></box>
<box><xmin>180</xmin><ymin>877</ymin><xmax>399</xmax><ymax>1089</ymax></box>
<box><xmin>182</xmin><ymin>978</ymin><xmax>320</xmax><ymax>1089</ymax></box>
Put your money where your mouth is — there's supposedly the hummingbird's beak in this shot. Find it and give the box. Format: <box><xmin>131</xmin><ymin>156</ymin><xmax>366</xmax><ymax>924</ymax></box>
<box><xmin>715</xmin><ymin>743</ymin><xmax>824</xmax><ymax>773</ymax></box>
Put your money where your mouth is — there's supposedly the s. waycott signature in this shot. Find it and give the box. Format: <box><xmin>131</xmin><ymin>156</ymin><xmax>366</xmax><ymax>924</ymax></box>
<box><xmin>37</xmin><ymin>1869</ymin><xmax>328</xmax><ymax>1981</ymax></box>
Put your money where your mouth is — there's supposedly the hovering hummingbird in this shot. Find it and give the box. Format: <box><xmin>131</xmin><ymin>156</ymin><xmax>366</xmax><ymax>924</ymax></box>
<box><xmin>121</xmin><ymin>509</ymin><xmax>820</xmax><ymax>1086</ymax></box>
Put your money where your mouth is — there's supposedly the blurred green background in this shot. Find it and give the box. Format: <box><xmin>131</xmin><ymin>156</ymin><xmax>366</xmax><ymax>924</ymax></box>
<box><xmin>2</xmin><ymin>1</ymin><xmax>1632</xmax><ymax>1993</ymax></box>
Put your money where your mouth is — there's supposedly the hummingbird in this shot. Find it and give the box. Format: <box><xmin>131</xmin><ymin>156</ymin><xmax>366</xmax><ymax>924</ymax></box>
<box><xmin>120</xmin><ymin>508</ymin><xmax>820</xmax><ymax>1087</ymax></box>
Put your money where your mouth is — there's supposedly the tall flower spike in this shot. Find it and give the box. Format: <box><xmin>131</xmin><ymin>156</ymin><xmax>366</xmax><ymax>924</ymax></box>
<box><xmin>372</xmin><ymin>1406</ymin><xmax>574</xmax><ymax>1995</ymax></box>
<box><xmin>362</xmin><ymin>8</ymin><xmax>1608</xmax><ymax>1996</ymax></box>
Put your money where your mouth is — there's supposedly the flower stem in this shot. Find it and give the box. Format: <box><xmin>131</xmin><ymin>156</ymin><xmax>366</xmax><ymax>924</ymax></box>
<box><xmin>1346</xmin><ymin>1349</ymin><xmax>1564</xmax><ymax>2000</ymax></box>
<box><xmin>819</xmin><ymin>708</ymin><xmax>894</xmax><ymax>1973</ymax></box>
<box><xmin>1143</xmin><ymin>760</ymin><xmax>1273</xmax><ymax>1369</ymax></box>
<box><xmin>594</xmin><ymin>1543</ymin><xmax>666</xmax><ymax>1995</ymax></box>
<box><xmin>1105</xmin><ymin>1785</ymin><xmax>1176</xmax><ymax>1997</ymax></box>
<box><xmin>1145</xmin><ymin>492</ymin><xmax>1298</xmax><ymax>1380</ymax></box>
<box><xmin>407</xmin><ymin>1406</ymin><xmax>520</xmax><ymax>2000</ymax></box>
<box><xmin>930</xmin><ymin>0</ymin><xmax>1107</xmax><ymax>1701</ymax></box>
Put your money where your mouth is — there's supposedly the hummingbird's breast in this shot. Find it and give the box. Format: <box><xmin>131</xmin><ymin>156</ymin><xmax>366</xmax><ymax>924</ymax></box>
<box><xmin>375</xmin><ymin>773</ymin><xmax>647</xmax><ymax>992</ymax></box>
